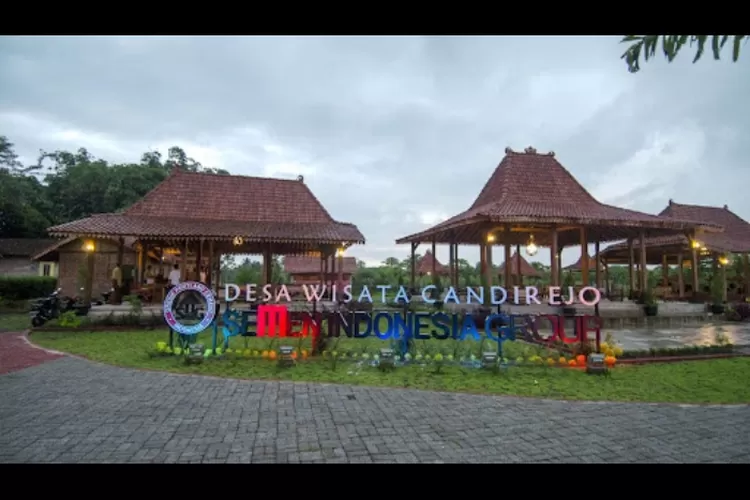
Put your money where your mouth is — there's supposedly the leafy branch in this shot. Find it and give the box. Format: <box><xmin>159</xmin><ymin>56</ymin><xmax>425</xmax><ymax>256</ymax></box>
<box><xmin>620</xmin><ymin>35</ymin><xmax>748</xmax><ymax>73</ymax></box>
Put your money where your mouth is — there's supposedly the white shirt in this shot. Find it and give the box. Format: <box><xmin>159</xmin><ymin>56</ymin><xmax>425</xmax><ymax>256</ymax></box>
<box><xmin>168</xmin><ymin>269</ymin><xmax>181</xmax><ymax>286</ymax></box>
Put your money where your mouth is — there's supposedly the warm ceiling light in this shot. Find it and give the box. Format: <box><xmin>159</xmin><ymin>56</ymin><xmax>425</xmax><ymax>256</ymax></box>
<box><xmin>487</xmin><ymin>234</ymin><xmax>495</xmax><ymax>243</ymax></box>
<box><xmin>718</xmin><ymin>256</ymin><xmax>729</xmax><ymax>266</ymax></box>
<box><xmin>336</xmin><ymin>247</ymin><xmax>345</xmax><ymax>257</ymax></box>
<box><xmin>232</xmin><ymin>236</ymin><xmax>244</xmax><ymax>246</ymax></box>
<box><xmin>82</xmin><ymin>240</ymin><xmax>95</xmax><ymax>252</ymax></box>
<box><xmin>691</xmin><ymin>240</ymin><xmax>702</xmax><ymax>249</ymax></box>
<box><xmin>525</xmin><ymin>235</ymin><xmax>538</xmax><ymax>257</ymax></box>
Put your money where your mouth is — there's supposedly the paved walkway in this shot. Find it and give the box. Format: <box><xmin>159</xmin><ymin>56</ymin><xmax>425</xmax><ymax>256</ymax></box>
<box><xmin>1</xmin><ymin>342</ymin><xmax>749</xmax><ymax>463</ymax></box>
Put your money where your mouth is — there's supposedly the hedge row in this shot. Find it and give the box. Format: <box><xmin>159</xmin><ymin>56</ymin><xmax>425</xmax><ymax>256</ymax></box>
<box><xmin>0</xmin><ymin>276</ymin><xmax>58</xmax><ymax>301</ymax></box>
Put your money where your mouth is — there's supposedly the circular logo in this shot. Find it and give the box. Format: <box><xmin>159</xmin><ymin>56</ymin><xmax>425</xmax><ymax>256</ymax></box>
<box><xmin>163</xmin><ymin>281</ymin><xmax>217</xmax><ymax>336</ymax></box>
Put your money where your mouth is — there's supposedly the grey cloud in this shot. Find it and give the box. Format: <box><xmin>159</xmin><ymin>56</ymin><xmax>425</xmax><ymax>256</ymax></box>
<box><xmin>1</xmin><ymin>35</ymin><xmax>748</xmax><ymax>267</ymax></box>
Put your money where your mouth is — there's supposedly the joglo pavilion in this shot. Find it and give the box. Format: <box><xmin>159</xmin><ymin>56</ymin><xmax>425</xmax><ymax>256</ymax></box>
<box><xmin>44</xmin><ymin>146</ymin><xmax>750</xmax><ymax>308</ymax></box>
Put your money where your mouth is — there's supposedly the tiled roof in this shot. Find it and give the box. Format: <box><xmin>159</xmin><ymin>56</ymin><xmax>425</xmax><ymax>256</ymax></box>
<box><xmin>31</xmin><ymin>236</ymin><xmax>140</xmax><ymax>261</ymax></box>
<box><xmin>497</xmin><ymin>251</ymin><xmax>541</xmax><ymax>277</ymax></box>
<box><xmin>602</xmin><ymin>201</ymin><xmax>750</xmax><ymax>255</ymax></box>
<box><xmin>417</xmin><ymin>250</ymin><xmax>449</xmax><ymax>275</ymax></box>
<box><xmin>395</xmin><ymin>147</ymin><xmax>720</xmax><ymax>246</ymax></box>
<box><xmin>47</xmin><ymin>169</ymin><xmax>365</xmax><ymax>244</ymax></box>
<box><xmin>47</xmin><ymin>214</ymin><xmax>364</xmax><ymax>244</ymax></box>
<box><xmin>0</xmin><ymin>238</ymin><xmax>59</xmax><ymax>258</ymax></box>
<box><xmin>563</xmin><ymin>254</ymin><xmax>603</xmax><ymax>271</ymax></box>
<box><xmin>283</xmin><ymin>255</ymin><xmax>358</xmax><ymax>274</ymax></box>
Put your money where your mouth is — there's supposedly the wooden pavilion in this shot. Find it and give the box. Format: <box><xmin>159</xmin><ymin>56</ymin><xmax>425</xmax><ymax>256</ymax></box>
<box><xmin>496</xmin><ymin>251</ymin><xmax>541</xmax><ymax>286</ymax></box>
<box><xmin>599</xmin><ymin>200</ymin><xmax>750</xmax><ymax>301</ymax></box>
<box><xmin>394</xmin><ymin>147</ymin><xmax>720</xmax><ymax>302</ymax></box>
<box><xmin>416</xmin><ymin>250</ymin><xmax>449</xmax><ymax>277</ymax></box>
<box><xmin>46</xmin><ymin>169</ymin><xmax>365</xmax><ymax>304</ymax></box>
<box><xmin>284</xmin><ymin>255</ymin><xmax>357</xmax><ymax>287</ymax></box>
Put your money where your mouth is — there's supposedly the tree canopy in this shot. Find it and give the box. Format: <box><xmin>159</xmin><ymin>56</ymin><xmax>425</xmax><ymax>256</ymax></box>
<box><xmin>620</xmin><ymin>35</ymin><xmax>747</xmax><ymax>73</ymax></box>
<box><xmin>0</xmin><ymin>135</ymin><xmax>228</xmax><ymax>238</ymax></box>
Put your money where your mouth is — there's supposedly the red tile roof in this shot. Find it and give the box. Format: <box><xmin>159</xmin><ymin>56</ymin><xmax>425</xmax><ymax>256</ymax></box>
<box><xmin>563</xmin><ymin>254</ymin><xmax>603</xmax><ymax>271</ymax></box>
<box><xmin>283</xmin><ymin>255</ymin><xmax>358</xmax><ymax>274</ymax></box>
<box><xmin>395</xmin><ymin>147</ymin><xmax>720</xmax><ymax>247</ymax></box>
<box><xmin>416</xmin><ymin>250</ymin><xmax>449</xmax><ymax>275</ymax></box>
<box><xmin>47</xmin><ymin>169</ymin><xmax>365</xmax><ymax>245</ymax></box>
<box><xmin>497</xmin><ymin>251</ymin><xmax>542</xmax><ymax>277</ymax></box>
<box><xmin>601</xmin><ymin>200</ymin><xmax>750</xmax><ymax>255</ymax></box>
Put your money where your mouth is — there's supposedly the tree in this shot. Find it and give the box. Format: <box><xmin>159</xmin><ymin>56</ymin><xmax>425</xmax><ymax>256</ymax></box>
<box><xmin>621</xmin><ymin>35</ymin><xmax>747</xmax><ymax>73</ymax></box>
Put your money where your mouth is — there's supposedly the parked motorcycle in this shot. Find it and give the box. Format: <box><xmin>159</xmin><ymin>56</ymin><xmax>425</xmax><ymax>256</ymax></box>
<box><xmin>30</xmin><ymin>288</ymin><xmax>91</xmax><ymax>327</ymax></box>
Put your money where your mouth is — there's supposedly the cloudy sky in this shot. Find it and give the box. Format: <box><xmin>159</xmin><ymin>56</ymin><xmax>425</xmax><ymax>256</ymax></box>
<box><xmin>1</xmin><ymin>36</ymin><xmax>748</xmax><ymax>267</ymax></box>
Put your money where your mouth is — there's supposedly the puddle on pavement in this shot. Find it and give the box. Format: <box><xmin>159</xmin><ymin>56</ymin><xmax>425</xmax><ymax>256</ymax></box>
<box><xmin>607</xmin><ymin>323</ymin><xmax>750</xmax><ymax>351</ymax></box>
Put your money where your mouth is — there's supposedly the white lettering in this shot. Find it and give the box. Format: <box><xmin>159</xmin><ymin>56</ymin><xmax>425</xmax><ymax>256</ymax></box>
<box><xmin>225</xmin><ymin>284</ymin><xmax>240</xmax><ymax>302</ymax></box>
<box><xmin>525</xmin><ymin>286</ymin><xmax>541</xmax><ymax>305</ymax></box>
<box><xmin>548</xmin><ymin>286</ymin><xmax>562</xmax><ymax>305</ymax></box>
<box><xmin>578</xmin><ymin>286</ymin><xmax>601</xmax><ymax>306</ymax></box>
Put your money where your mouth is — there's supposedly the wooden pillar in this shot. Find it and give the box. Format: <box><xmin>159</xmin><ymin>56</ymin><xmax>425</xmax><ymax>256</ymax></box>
<box><xmin>481</xmin><ymin>244</ymin><xmax>487</xmax><ymax>277</ymax></box>
<box><xmin>181</xmin><ymin>240</ymin><xmax>189</xmax><ymax>281</ymax></box>
<box><xmin>214</xmin><ymin>252</ymin><xmax>221</xmax><ymax>297</ymax></box>
<box><xmin>503</xmin><ymin>225</ymin><xmax>512</xmax><ymax>287</ymax></box>
<box><xmin>451</xmin><ymin>244</ymin><xmax>457</xmax><ymax>287</ymax></box>
<box><xmin>337</xmin><ymin>250</ymin><xmax>344</xmax><ymax>290</ymax></box>
<box><xmin>744</xmin><ymin>254</ymin><xmax>750</xmax><ymax>298</ymax></box>
<box><xmin>661</xmin><ymin>254</ymin><xmax>668</xmax><ymax>286</ymax></box>
<box><xmin>677</xmin><ymin>252</ymin><xmax>685</xmax><ymax>299</ymax></box>
<box><xmin>627</xmin><ymin>238</ymin><xmax>635</xmax><ymax>296</ymax></box>
<box><xmin>721</xmin><ymin>256</ymin><xmax>728</xmax><ymax>303</ymax></box>
<box><xmin>410</xmin><ymin>242</ymin><xmax>417</xmax><ymax>292</ymax></box>
<box><xmin>691</xmin><ymin>238</ymin><xmax>699</xmax><ymax>295</ymax></box>
<box><xmin>431</xmin><ymin>239</ymin><xmax>437</xmax><ymax>281</ymax></box>
<box><xmin>486</xmin><ymin>242</ymin><xmax>493</xmax><ymax>289</ymax></box>
<box><xmin>330</xmin><ymin>253</ymin><xmax>336</xmax><ymax>292</ymax></box>
<box><xmin>196</xmin><ymin>239</ymin><xmax>204</xmax><ymax>282</ymax></box>
<box><xmin>557</xmin><ymin>248</ymin><xmax>563</xmax><ymax>286</ymax></box>
<box><xmin>207</xmin><ymin>240</ymin><xmax>214</xmax><ymax>287</ymax></box>
<box><xmin>483</xmin><ymin>244</ymin><xmax>493</xmax><ymax>305</ymax></box>
<box><xmin>550</xmin><ymin>227</ymin><xmax>559</xmax><ymax>287</ymax></box>
<box><xmin>319</xmin><ymin>250</ymin><xmax>325</xmax><ymax>285</ymax></box>
<box><xmin>603</xmin><ymin>260</ymin><xmax>610</xmax><ymax>296</ymax></box>
<box><xmin>594</xmin><ymin>240</ymin><xmax>601</xmax><ymax>289</ymax></box>
<box><xmin>515</xmin><ymin>244</ymin><xmax>522</xmax><ymax>287</ymax></box>
<box><xmin>639</xmin><ymin>230</ymin><xmax>647</xmax><ymax>295</ymax></box>
<box><xmin>448</xmin><ymin>244</ymin><xmax>455</xmax><ymax>288</ymax></box>
<box><xmin>579</xmin><ymin>228</ymin><xmax>589</xmax><ymax>286</ymax></box>
<box><xmin>136</xmin><ymin>242</ymin><xmax>145</xmax><ymax>286</ymax></box>
<box><xmin>84</xmin><ymin>241</ymin><xmax>96</xmax><ymax>305</ymax></box>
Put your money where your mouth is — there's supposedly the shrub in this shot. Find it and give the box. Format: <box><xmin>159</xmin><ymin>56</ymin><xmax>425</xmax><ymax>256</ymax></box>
<box><xmin>0</xmin><ymin>276</ymin><xmax>57</xmax><ymax>301</ymax></box>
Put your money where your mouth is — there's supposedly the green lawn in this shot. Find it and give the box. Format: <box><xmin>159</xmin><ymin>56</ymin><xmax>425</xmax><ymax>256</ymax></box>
<box><xmin>0</xmin><ymin>313</ymin><xmax>31</xmax><ymax>332</ymax></box>
<box><xmin>28</xmin><ymin>327</ymin><xmax>750</xmax><ymax>405</ymax></box>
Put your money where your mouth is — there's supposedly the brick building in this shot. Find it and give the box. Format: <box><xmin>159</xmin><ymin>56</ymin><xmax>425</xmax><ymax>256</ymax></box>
<box><xmin>0</xmin><ymin>238</ymin><xmax>58</xmax><ymax>277</ymax></box>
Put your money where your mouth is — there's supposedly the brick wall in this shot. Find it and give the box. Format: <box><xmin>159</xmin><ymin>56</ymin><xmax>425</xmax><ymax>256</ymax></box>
<box><xmin>57</xmin><ymin>239</ymin><xmax>136</xmax><ymax>297</ymax></box>
<box><xmin>0</xmin><ymin>257</ymin><xmax>38</xmax><ymax>277</ymax></box>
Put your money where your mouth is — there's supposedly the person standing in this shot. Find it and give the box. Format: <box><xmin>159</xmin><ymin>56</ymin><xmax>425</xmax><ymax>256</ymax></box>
<box><xmin>111</xmin><ymin>262</ymin><xmax>123</xmax><ymax>304</ymax></box>
<box><xmin>168</xmin><ymin>264</ymin><xmax>181</xmax><ymax>292</ymax></box>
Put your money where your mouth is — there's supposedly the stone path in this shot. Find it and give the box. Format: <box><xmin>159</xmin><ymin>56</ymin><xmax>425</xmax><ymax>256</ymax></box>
<box><xmin>1</xmin><ymin>350</ymin><xmax>749</xmax><ymax>463</ymax></box>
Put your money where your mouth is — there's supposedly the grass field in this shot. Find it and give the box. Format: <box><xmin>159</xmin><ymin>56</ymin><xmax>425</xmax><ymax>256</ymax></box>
<box><xmin>27</xmin><ymin>326</ymin><xmax>750</xmax><ymax>405</ymax></box>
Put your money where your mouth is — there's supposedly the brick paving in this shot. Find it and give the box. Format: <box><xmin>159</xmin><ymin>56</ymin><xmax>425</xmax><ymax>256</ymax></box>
<box><xmin>0</xmin><ymin>332</ymin><xmax>63</xmax><ymax>374</ymax></box>
<box><xmin>1</xmin><ymin>356</ymin><xmax>749</xmax><ymax>463</ymax></box>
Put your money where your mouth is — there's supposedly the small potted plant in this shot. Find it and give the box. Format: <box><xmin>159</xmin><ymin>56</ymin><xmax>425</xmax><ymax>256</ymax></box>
<box><xmin>709</xmin><ymin>278</ymin><xmax>725</xmax><ymax>315</ymax></box>
<box><xmin>640</xmin><ymin>289</ymin><xmax>658</xmax><ymax>316</ymax></box>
